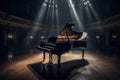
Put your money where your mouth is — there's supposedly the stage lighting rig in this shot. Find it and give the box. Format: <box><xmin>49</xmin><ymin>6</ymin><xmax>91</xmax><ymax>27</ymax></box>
<box><xmin>42</xmin><ymin>0</ymin><xmax>57</xmax><ymax>7</ymax></box>
<box><xmin>82</xmin><ymin>0</ymin><xmax>91</xmax><ymax>6</ymax></box>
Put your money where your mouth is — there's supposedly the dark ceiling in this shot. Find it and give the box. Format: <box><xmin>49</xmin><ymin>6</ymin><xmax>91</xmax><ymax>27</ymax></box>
<box><xmin>0</xmin><ymin>0</ymin><xmax>120</xmax><ymax>25</ymax></box>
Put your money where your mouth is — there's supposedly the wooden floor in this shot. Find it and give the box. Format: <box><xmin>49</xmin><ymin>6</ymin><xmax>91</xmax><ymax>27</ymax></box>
<box><xmin>0</xmin><ymin>51</ymin><xmax>120</xmax><ymax>80</ymax></box>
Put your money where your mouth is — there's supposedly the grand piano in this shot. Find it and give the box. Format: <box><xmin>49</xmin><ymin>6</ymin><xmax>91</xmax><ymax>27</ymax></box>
<box><xmin>37</xmin><ymin>23</ymin><xmax>87</xmax><ymax>69</ymax></box>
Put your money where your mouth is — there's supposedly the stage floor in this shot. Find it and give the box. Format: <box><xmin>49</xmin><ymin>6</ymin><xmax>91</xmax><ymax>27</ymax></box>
<box><xmin>0</xmin><ymin>50</ymin><xmax>120</xmax><ymax>80</ymax></box>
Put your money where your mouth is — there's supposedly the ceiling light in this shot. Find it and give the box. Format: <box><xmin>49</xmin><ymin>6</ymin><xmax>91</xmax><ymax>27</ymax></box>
<box><xmin>29</xmin><ymin>36</ymin><xmax>33</xmax><ymax>39</ymax></box>
<box><xmin>42</xmin><ymin>3</ymin><xmax>47</xmax><ymax>7</ymax></box>
<box><xmin>96</xmin><ymin>36</ymin><xmax>100</xmax><ymax>39</ymax></box>
<box><xmin>41</xmin><ymin>36</ymin><xmax>45</xmax><ymax>39</ymax></box>
<box><xmin>8</xmin><ymin>34</ymin><xmax>13</xmax><ymax>39</ymax></box>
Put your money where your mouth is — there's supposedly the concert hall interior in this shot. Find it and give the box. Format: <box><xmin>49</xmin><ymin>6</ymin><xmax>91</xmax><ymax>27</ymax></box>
<box><xmin>0</xmin><ymin>0</ymin><xmax>120</xmax><ymax>80</ymax></box>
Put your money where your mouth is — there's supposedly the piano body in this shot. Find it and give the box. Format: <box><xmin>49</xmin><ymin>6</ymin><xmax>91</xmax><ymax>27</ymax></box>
<box><xmin>37</xmin><ymin>23</ymin><xmax>87</xmax><ymax>68</ymax></box>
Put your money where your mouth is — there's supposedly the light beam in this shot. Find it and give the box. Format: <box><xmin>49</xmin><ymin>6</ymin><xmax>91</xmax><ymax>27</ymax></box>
<box><xmin>69</xmin><ymin>0</ymin><xmax>84</xmax><ymax>31</ymax></box>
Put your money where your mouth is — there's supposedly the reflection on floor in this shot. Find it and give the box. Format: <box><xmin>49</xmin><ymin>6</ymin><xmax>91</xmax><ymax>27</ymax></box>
<box><xmin>0</xmin><ymin>51</ymin><xmax>120</xmax><ymax>80</ymax></box>
<box><xmin>28</xmin><ymin>59</ymin><xmax>88</xmax><ymax>80</ymax></box>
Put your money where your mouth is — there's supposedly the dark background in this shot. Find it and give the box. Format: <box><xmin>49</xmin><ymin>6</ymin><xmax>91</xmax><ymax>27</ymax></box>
<box><xmin>0</xmin><ymin>0</ymin><xmax>120</xmax><ymax>24</ymax></box>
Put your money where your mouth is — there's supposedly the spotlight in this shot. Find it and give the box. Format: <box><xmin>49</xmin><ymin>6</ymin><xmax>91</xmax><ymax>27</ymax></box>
<box><xmin>41</xmin><ymin>36</ymin><xmax>45</xmax><ymax>39</ymax></box>
<box><xmin>69</xmin><ymin>4</ymin><xmax>75</xmax><ymax>7</ymax></box>
<box><xmin>83</xmin><ymin>2</ymin><xmax>87</xmax><ymax>5</ymax></box>
<box><xmin>82</xmin><ymin>0</ymin><xmax>91</xmax><ymax>6</ymax></box>
<box><xmin>42</xmin><ymin>3</ymin><xmax>47</xmax><ymax>7</ymax></box>
<box><xmin>71</xmin><ymin>26</ymin><xmax>74</xmax><ymax>29</ymax></box>
<box><xmin>49</xmin><ymin>4</ymin><xmax>51</xmax><ymax>7</ymax></box>
<box><xmin>55</xmin><ymin>4</ymin><xmax>58</xmax><ymax>8</ymax></box>
<box><xmin>112</xmin><ymin>35</ymin><xmax>117</xmax><ymax>38</ymax></box>
<box><xmin>89</xmin><ymin>3</ymin><xmax>92</xmax><ymax>6</ymax></box>
<box><xmin>87</xmin><ymin>1</ymin><xmax>90</xmax><ymax>4</ymax></box>
<box><xmin>69</xmin><ymin>0</ymin><xmax>83</xmax><ymax>31</ymax></box>
<box><xmin>45</xmin><ymin>0</ymin><xmax>48</xmax><ymax>2</ymax></box>
<box><xmin>29</xmin><ymin>36</ymin><xmax>33</xmax><ymax>39</ymax></box>
<box><xmin>8</xmin><ymin>34</ymin><xmax>13</xmax><ymax>39</ymax></box>
<box><xmin>71</xmin><ymin>4</ymin><xmax>75</xmax><ymax>7</ymax></box>
<box><xmin>52</xmin><ymin>0</ymin><xmax>55</xmax><ymax>4</ymax></box>
<box><xmin>96</xmin><ymin>36</ymin><xmax>100</xmax><ymax>39</ymax></box>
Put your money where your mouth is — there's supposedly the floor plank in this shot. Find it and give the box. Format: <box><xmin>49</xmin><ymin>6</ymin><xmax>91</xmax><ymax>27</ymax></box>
<box><xmin>0</xmin><ymin>51</ymin><xmax>120</xmax><ymax>80</ymax></box>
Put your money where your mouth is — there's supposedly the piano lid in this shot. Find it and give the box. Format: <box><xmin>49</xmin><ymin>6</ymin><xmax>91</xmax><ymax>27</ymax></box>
<box><xmin>57</xmin><ymin>23</ymin><xmax>87</xmax><ymax>42</ymax></box>
<box><xmin>59</xmin><ymin>23</ymin><xmax>76</xmax><ymax>36</ymax></box>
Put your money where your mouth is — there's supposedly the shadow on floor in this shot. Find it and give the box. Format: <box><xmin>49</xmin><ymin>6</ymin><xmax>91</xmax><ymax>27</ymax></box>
<box><xmin>27</xmin><ymin>59</ymin><xmax>89</xmax><ymax>80</ymax></box>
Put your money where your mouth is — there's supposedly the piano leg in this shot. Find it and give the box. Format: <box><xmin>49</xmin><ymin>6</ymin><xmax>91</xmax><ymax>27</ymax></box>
<box><xmin>49</xmin><ymin>52</ymin><xmax>52</xmax><ymax>64</ymax></box>
<box><xmin>57</xmin><ymin>55</ymin><xmax>61</xmax><ymax>75</ymax></box>
<box><xmin>57</xmin><ymin>55</ymin><xmax>61</xmax><ymax>69</ymax></box>
<box><xmin>82</xmin><ymin>49</ymin><xmax>85</xmax><ymax>59</ymax></box>
<box><xmin>43</xmin><ymin>51</ymin><xmax>45</xmax><ymax>62</ymax></box>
